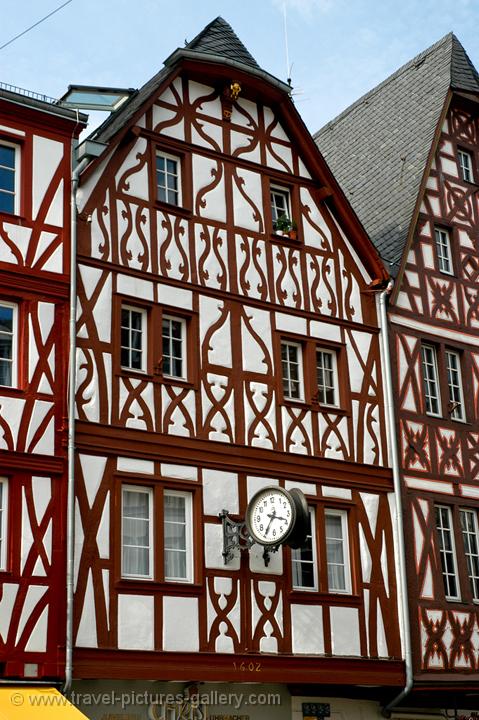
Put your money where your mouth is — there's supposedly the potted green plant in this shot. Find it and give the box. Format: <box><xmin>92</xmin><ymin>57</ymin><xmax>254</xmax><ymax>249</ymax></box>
<box><xmin>274</xmin><ymin>213</ymin><xmax>292</xmax><ymax>236</ymax></box>
<box><xmin>288</xmin><ymin>219</ymin><xmax>298</xmax><ymax>240</ymax></box>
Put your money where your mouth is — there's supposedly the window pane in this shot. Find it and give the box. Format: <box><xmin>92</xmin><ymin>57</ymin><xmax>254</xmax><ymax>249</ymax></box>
<box><xmin>421</xmin><ymin>345</ymin><xmax>440</xmax><ymax>415</ymax></box>
<box><xmin>162</xmin><ymin>317</ymin><xmax>184</xmax><ymax>378</ymax></box>
<box><xmin>435</xmin><ymin>506</ymin><xmax>459</xmax><ymax>599</ymax></box>
<box><xmin>446</xmin><ymin>350</ymin><xmax>464</xmax><ymax>421</ymax></box>
<box><xmin>121</xmin><ymin>307</ymin><xmax>144</xmax><ymax>370</ymax></box>
<box><xmin>164</xmin><ymin>492</ymin><xmax>190</xmax><ymax>581</ymax></box>
<box><xmin>0</xmin><ymin>168</ymin><xmax>14</xmax><ymax>192</ymax></box>
<box><xmin>291</xmin><ymin>509</ymin><xmax>316</xmax><ymax>589</ymax></box>
<box><xmin>325</xmin><ymin>513</ymin><xmax>348</xmax><ymax>591</ymax></box>
<box><xmin>0</xmin><ymin>146</ymin><xmax>15</xmax><ymax>168</ymax></box>
<box><xmin>122</xmin><ymin>487</ymin><xmax>151</xmax><ymax>577</ymax></box>
<box><xmin>0</xmin><ymin>193</ymin><xmax>14</xmax><ymax>214</ymax></box>
<box><xmin>460</xmin><ymin>509</ymin><xmax>479</xmax><ymax>600</ymax></box>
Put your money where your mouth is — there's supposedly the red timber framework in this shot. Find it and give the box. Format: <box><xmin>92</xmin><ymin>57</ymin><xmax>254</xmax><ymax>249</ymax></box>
<box><xmin>393</xmin><ymin>94</ymin><xmax>479</xmax><ymax>684</ymax></box>
<box><xmin>315</xmin><ymin>33</ymin><xmax>479</xmax><ymax>709</ymax></box>
<box><xmin>0</xmin><ymin>87</ymin><xmax>86</xmax><ymax>679</ymax></box>
<box><xmin>72</xmin><ymin>18</ymin><xmax>402</xmax><ymax>693</ymax></box>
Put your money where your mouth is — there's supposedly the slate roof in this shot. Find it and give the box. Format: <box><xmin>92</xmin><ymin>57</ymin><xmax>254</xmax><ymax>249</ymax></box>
<box><xmin>186</xmin><ymin>16</ymin><xmax>260</xmax><ymax>70</ymax></box>
<box><xmin>314</xmin><ymin>33</ymin><xmax>479</xmax><ymax>275</ymax></box>
<box><xmin>90</xmin><ymin>17</ymin><xmax>261</xmax><ymax>145</ymax></box>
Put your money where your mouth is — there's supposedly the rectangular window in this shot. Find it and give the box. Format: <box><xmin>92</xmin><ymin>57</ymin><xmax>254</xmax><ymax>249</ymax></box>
<box><xmin>460</xmin><ymin>509</ymin><xmax>479</xmax><ymax>601</ymax></box>
<box><xmin>162</xmin><ymin>316</ymin><xmax>186</xmax><ymax>379</ymax></box>
<box><xmin>121</xmin><ymin>485</ymin><xmax>153</xmax><ymax>579</ymax></box>
<box><xmin>156</xmin><ymin>153</ymin><xmax>180</xmax><ymax>206</ymax></box>
<box><xmin>458</xmin><ymin>149</ymin><xmax>473</xmax><ymax>183</ymax></box>
<box><xmin>421</xmin><ymin>344</ymin><xmax>441</xmax><ymax>416</ymax></box>
<box><xmin>270</xmin><ymin>186</ymin><xmax>290</xmax><ymax>226</ymax></box>
<box><xmin>325</xmin><ymin>510</ymin><xmax>350</xmax><ymax>593</ymax></box>
<box><xmin>434</xmin><ymin>228</ymin><xmax>453</xmax><ymax>275</ymax></box>
<box><xmin>316</xmin><ymin>348</ymin><xmax>338</xmax><ymax>406</ymax></box>
<box><xmin>164</xmin><ymin>490</ymin><xmax>193</xmax><ymax>582</ymax></box>
<box><xmin>281</xmin><ymin>341</ymin><xmax>303</xmax><ymax>400</ymax></box>
<box><xmin>0</xmin><ymin>142</ymin><xmax>19</xmax><ymax>215</ymax></box>
<box><xmin>0</xmin><ymin>478</ymin><xmax>8</xmax><ymax>571</ymax></box>
<box><xmin>291</xmin><ymin>508</ymin><xmax>317</xmax><ymax>590</ymax></box>
<box><xmin>435</xmin><ymin>506</ymin><xmax>459</xmax><ymax>600</ymax></box>
<box><xmin>0</xmin><ymin>302</ymin><xmax>17</xmax><ymax>387</ymax></box>
<box><xmin>446</xmin><ymin>350</ymin><xmax>465</xmax><ymax>421</ymax></box>
<box><xmin>121</xmin><ymin>306</ymin><xmax>146</xmax><ymax>372</ymax></box>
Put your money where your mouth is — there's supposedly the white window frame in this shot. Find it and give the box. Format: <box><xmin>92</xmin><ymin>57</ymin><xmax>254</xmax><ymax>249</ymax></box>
<box><xmin>434</xmin><ymin>228</ymin><xmax>453</xmax><ymax>275</ymax></box>
<box><xmin>156</xmin><ymin>151</ymin><xmax>181</xmax><ymax>206</ymax></box>
<box><xmin>270</xmin><ymin>185</ymin><xmax>291</xmax><ymax>226</ymax></box>
<box><xmin>0</xmin><ymin>301</ymin><xmax>18</xmax><ymax>388</ymax></box>
<box><xmin>121</xmin><ymin>484</ymin><xmax>154</xmax><ymax>580</ymax></box>
<box><xmin>316</xmin><ymin>347</ymin><xmax>339</xmax><ymax>407</ymax></box>
<box><xmin>281</xmin><ymin>340</ymin><xmax>304</xmax><ymax>401</ymax></box>
<box><xmin>435</xmin><ymin>505</ymin><xmax>460</xmax><ymax>601</ymax></box>
<box><xmin>120</xmin><ymin>305</ymin><xmax>147</xmax><ymax>373</ymax></box>
<box><xmin>325</xmin><ymin>509</ymin><xmax>351</xmax><ymax>593</ymax></box>
<box><xmin>162</xmin><ymin>315</ymin><xmax>187</xmax><ymax>380</ymax></box>
<box><xmin>0</xmin><ymin>477</ymin><xmax>8</xmax><ymax>571</ymax></box>
<box><xmin>445</xmin><ymin>349</ymin><xmax>465</xmax><ymax>422</ymax></box>
<box><xmin>291</xmin><ymin>507</ymin><xmax>318</xmax><ymax>591</ymax></box>
<box><xmin>421</xmin><ymin>344</ymin><xmax>441</xmax><ymax>416</ymax></box>
<box><xmin>458</xmin><ymin>149</ymin><xmax>473</xmax><ymax>183</ymax></box>
<box><xmin>460</xmin><ymin>509</ymin><xmax>479</xmax><ymax>602</ymax></box>
<box><xmin>163</xmin><ymin>489</ymin><xmax>193</xmax><ymax>583</ymax></box>
<box><xmin>0</xmin><ymin>140</ymin><xmax>20</xmax><ymax>215</ymax></box>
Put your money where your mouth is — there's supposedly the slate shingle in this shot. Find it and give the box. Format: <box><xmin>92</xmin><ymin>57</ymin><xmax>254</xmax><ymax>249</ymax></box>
<box><xmin>314</xmin><ymin>33</ymin><xmax>479</xmax><ymax>276</ymax></box>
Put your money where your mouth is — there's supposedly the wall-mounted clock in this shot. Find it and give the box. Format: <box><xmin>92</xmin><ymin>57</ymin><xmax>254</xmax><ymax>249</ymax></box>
<box><xmin>245</xmin><ymin>486</ymin><xmax>309</xmax><ymax>548</ymax></box>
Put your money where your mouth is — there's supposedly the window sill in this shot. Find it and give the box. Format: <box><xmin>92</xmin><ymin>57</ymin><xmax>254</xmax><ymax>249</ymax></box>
<box><xmin>154</xmin><ymin>200</ymin><xmax>192</xmax><ymax>219</ymax></box>
<box><xmin>116</xmin><ymin>370</ymin><xmax>196</xmax><ymax>391</ymax></box>
<box><xmin>0</xmin><ymin>385</ymin><xmax>24</xmax><ymax>397</ymax></box>
<box><xmin>288</xmin><ymin>589</ymin><xmax>361</xmax><ymax>605</ymax></box>
<box><xmin>116</xmin><ymin>578</ymin><xmax>202</xmax><ymax>595</ymax></box>
<box><xmin>281</xmin><ymin>400</ymin><xmax>349</xmax><ymax>417</ymax></box>
<box><xmin>270</xmin><ymin>232</ymin><xmax>301</xmax><ymax>246</ymax></box>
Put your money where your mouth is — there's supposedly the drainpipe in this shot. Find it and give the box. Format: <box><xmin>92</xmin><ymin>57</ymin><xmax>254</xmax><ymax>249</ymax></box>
<box><xmin>64</xmin><ymin>148</ymin><xmax>89</xmax><ymax>696</ymax></box>
<box><xmin>377</xmin><ymin>281</ymin><xmax>413</xmax><ymax>717</ymax></box>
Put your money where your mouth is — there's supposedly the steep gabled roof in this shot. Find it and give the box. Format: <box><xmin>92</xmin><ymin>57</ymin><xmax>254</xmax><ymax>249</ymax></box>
<box><xmin>90</xmin><ymin>16</ymin><xmax>267</xmax><ymax>146</ymax></box>
<box><xmin>314</xmin><ymin>33</ymin><xmax>479</xmax><ymax>276</ymax></box>
<box><xmin>186</xmin><ymin>16</ymin><xmax>260</xmax><ymax>70</ymax></box>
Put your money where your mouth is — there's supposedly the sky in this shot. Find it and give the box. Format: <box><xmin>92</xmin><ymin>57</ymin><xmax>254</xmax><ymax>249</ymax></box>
<box><xmin>1</xmin><ymin>0</ymin><xmax>478</xmax><ymax>134</ymax></box>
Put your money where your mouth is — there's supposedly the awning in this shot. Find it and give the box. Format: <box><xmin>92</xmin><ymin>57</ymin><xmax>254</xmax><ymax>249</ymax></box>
<box><xmin>0</xmin><ymin>687</ymin><xmax>90</xmax><ymax>719</ymax></box>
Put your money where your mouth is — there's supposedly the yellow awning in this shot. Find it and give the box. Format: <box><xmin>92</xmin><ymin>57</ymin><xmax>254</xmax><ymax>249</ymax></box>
<box><xmin>0</xmin><ymin>687</ymin><xmax>90</xmax><ymax>720</ymax></box>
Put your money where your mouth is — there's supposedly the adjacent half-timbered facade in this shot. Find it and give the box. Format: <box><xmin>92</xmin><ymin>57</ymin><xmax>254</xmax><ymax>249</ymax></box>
<box><xmin>71</xmin><ymin>17</ymin><xmax>403</xmax><ymax>720</ymax></box>
<box><xmin>316</xmin><ymin>33</ymin><xmax>479</xmax><ymax>713</ymax></box>
<box><xmin>0</xmin><ymin>86</ymin><xmax>86</xmax><ymax>680</ymax></box>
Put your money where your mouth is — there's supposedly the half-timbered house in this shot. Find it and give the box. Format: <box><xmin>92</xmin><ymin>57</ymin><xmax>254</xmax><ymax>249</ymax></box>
<box><xmin>72</xmin><ymin>17</ymin><xmax>403</xmax><ymax>720</ymax></box>
<box><xmin>0</xmin><ymin>85</ymin><xmax>86</xmax><ymax>680</ymax></box>
<box><xmin>316</xmin><ymin>33</ymin><xmax>479</xmax><ymax>716</ymax></box>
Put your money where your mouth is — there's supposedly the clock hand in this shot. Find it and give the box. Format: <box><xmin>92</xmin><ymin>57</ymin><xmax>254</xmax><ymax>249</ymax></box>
<box><xmin>264</xmin><ymin>509</ymin><xmax>276</xmax><ymax>535</ymax></box>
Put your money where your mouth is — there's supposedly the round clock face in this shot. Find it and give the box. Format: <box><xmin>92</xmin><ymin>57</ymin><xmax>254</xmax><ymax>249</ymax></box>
<box><xmin>246</xmin><ymin>487</ymin><xmax>296</xmax><ymax>546</ymax></box>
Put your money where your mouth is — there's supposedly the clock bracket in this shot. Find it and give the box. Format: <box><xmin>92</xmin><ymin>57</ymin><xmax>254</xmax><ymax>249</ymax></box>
<box><xmin>219</xmin><ymin>509</ymin><xmax>279</xmax><ymax>567</ymax></box>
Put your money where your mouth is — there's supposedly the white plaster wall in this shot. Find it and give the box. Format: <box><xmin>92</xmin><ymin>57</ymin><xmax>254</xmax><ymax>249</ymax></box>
<box><xmin>291</xmin><ymin>604</ymin><xmax>324</xmax><ymax>654</ymax></box>
<box><xmin>163</xmin><ymin>596</ymin><xmax>199</xmax><ymax>651</ymax></box>
<box><xmin>203</xmin><ymin>469</ymin><xmax>238</xmax><ymax>515</ymax></box>
<box><xmin>118</xmin><ymin>594</ymin><xmax>154</xmax><ymax>651</ymax></box>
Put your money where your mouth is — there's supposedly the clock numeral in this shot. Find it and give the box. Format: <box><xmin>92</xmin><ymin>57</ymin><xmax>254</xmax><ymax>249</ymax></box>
<box><xmin>272</xmin><ymin>529</ymin><xmax>276</xmax><ymax>537</ymax></box>
<box><xmin>259</xmin><ymin>506</ymin><xmax>263</xmax><ymax>513</ymax></box>
<box><xmin>280</xmin><ymin>526</ymin><xmax>284</xmax><ymax>533</ymax></box>
<box><xmin>260</xmin><ymin>524</ymin><xmax>264</xmax><ymax>531</ymax></box>
<box><xmin>256</xmin><ymin>515</ymin><xmax>260</xmax><ymax>522</ymax></box>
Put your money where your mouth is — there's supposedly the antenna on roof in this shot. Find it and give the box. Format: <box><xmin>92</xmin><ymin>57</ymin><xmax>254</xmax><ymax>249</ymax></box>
<box><xmin>282</xmin><ymin>0</ymin><xmax>292</xmax><ymax>86</ymax></box>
